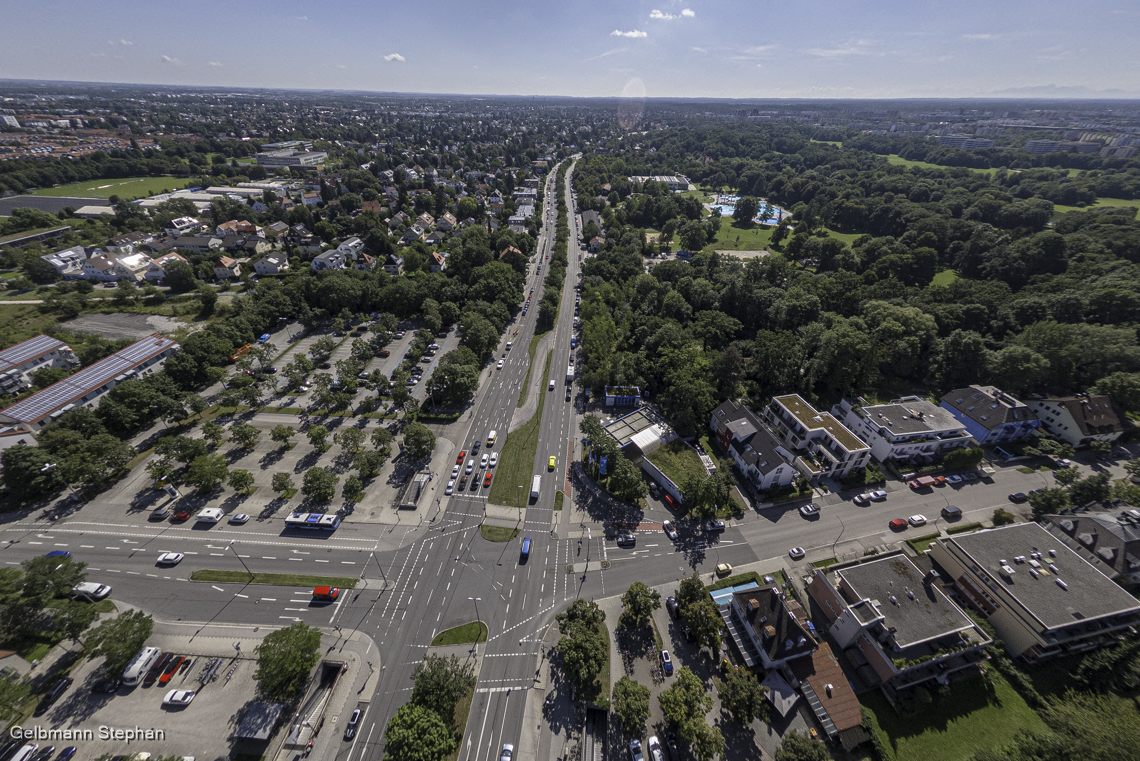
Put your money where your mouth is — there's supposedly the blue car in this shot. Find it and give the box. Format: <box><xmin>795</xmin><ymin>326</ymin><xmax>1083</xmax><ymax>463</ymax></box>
<box><xmin>44</xmin><ymin>550</ymin><xmax>71</xmax><ymax>559</ymax></box>
<box><xmin>520</xmin><ymin>536</ymin><xmax>532</xmax><ymax>560</ymax></box>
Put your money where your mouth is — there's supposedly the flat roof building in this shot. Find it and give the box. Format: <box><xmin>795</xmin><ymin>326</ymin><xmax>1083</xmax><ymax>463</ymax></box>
<box><xmin>763</xmin><ymin>394</ymin><xmax>870</xmax><ymax>481</ymax></box>
<box><xmin>0</xmin><ymin>334</ymin><xmax>179</xmax><ymax>432</ymax></box>
<box><xmin>930</xmin><ymin>522</ymin><xmax>1140</xmax><ymax>662</ymax></box>
<box><xmin>834</xmin><ymin>396</ymin><xmax>974</xmax><ymax>465</ymax></box>
<box><xmin>0</xmin><ymin>335</ymin><xmax>79</xmax><ymax>396</ymax></box>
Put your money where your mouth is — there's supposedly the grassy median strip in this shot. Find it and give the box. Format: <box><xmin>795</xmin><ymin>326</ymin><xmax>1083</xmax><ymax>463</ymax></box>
<box><xmin>517</xmin><ymin>329</ymin><xmax>549</xmax><ymax>407</ymax></box>
<box><xmin>430</xmin><ymin>621</ymin><xmax>488</xmax><ymax>646</ymax></box>
<box><xmin>480</xmin><ymin>525</ymin><xmax>521</xmax><ymax>543</ymax></box>
<box><xmin>490</xmin><ymin>350</ymin><xmax>552</xmax><ymax>504</ymax></box>
<box><xmin>189</xmin><ymin>570</ymin><xmax>358</xmax><ymax>588</ymax></box>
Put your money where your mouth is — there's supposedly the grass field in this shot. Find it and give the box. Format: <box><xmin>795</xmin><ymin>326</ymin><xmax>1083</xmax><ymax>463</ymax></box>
<box><xmin>1053</xmin><ymin>196</ymin><xmax>1140</xmax><ymax>218</ymax></box>
<box><xmin>646</xmin><ymin>440</ymin><xmax>707</xmax><ymax>490</ymax></box>
<box><xmin>518</xmin><ymin>329</ymin><xmax>549</xmax><ymax>407</ymax></box>
<box><xmin>0</xmin><ymin>303</ymin><xmax>61</xmax><ymax>347</ymax></box>
<box><xmin>932</xmin><ymin>269</ymin><xmax>960</xmax><ymax>287</ymax></box>
<box><xmin>704</xmin><ymin>222</ymin><xmax>775</xmax><ymax>252</ymax></box>
<box><xmin>444</xmin><ymin>684</ymin><xmax>477</xmax><ymax>761</ymax></box>
<box><xmin>480</xmin><ymin>525</ymin><xmax>520</xmax><ymax>542</ymax></box>
<box><xmin>885</xmin><ymin>155</ymin><xmax>999</xmax><ymax>176</ymax></box>
<box><xmin>430</xmin><ymin>621</ymin><xmax>488</xmax><ymax>646</ymax></box>
<box><xmin>861</xmin><ymin>671</ymin><xmax>1046</xmax><ymax>761</ymax></box>
<box><xmin>489</xmin><ymin>351</ymin><xmax>551</xmax><ymax>504</ymax></box>
<box><xmin>189</xmin><ymin>570</ymin><xmax>358</xmax><ymax>588</ymax></box>
<box><xmin>33</xmin><ymin>175</ymin><xmax>194</xmax><ymax>200</ymax></box>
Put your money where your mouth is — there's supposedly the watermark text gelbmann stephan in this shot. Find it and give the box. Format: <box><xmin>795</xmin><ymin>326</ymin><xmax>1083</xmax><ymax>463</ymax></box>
<box><xmin>10</xmin><ymin>726</ymin><xmax>166</xmax><ymax>743</ymax></box>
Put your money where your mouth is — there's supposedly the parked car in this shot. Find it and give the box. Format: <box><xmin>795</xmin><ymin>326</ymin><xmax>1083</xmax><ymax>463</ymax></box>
<box><xmin>1008</xmin><ymin>492</ymin><xmax>1028</xmax><ymax>503</ymax></box>
<box><xmin>629</xmin><ymin>739</ymin><xmax>645</xmax><ymax>761</ymax></box>
<box><xmin>889</xmin><ymin>518</ymin><xmax>909</xmax><ymax>530</ymax></box>
<box><xmin>660</xmin><ymin>650</ymin><xmax>673</xmax><ymax>676</ymax></box>
<box><xmin>228</xmin><ymin>513</ymin><xmax>249</xmax><ymax>524</ymax></box>
<box><xmin>799</xmin><ymin>503</ymin><xmax>820</xmax><ymax>518</ymax></box>
<box><xmin>162</xmin><ymin>689</ymin><xmax>195</xmax><ymax>706</ymax></box>
<box><xmin>908</xmin><ymin>514</ymin><xmax>928</xmax><ymax>527</ymax></box>
<box><xmin>853</xmin><ymin>493</ymin><xmax>871</xmax><ymax>505</ymax></box>
<box><xmin>715</xmin><ymin>563</ymin><xmax>733</xmax><ymax>577</ymax></box>
<box><xmin>665</xmin><ymin>596</ymin><xmax>678</xmax><ymax>617</ymax></box>
<box><xmin>704</xmin><ymin>519</ymin><xmax>725</xmax><ymax>532</ymax></box>
<box><xmin>941</xmin><ymin>505</ymin><xmax>963</xmax><ymax>520</ymax></box>
<box><xmin>150</xmin><ymin>508</ymin><xmax>171</xmax><ymax>521</ymax></box>
<box><xmin>870</xmin><ymin>489</ymin><xmax>888</xmax><ymax>501</ymax></box>
<box><xmin>788</xmin><ymin>547</ymin><xmax>806</xmax><ymax>560</ymax></box>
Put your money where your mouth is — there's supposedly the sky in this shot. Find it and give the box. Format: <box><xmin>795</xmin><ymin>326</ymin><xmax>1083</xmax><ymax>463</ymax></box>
<box><xmin>1</xmin><ymin>0</ymin><xmax>1138</xmax><ymax>99</ymax></box>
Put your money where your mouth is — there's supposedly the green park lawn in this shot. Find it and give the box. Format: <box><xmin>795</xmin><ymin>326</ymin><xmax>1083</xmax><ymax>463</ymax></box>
<box><xmin>885</xmin><ymin>155</ymin><xmax>999</xmax><ymax>176</ymax></box>
<box><xmin>646</xmin><ymin>440</ymin><xmax>707</xmax><ymax>488</ymax></box>
<box><xmin>1053</xmin><ymin>196</ymin><xmax>1140</xmax><ymax>218</ymax></box>
<box><xmin>932</xmin><ymin>269</ymin><xmax>960</xmax><ymax>287</ymax></box>
<box><xmin>861</xmin><ymin>671</ymin><xmax>1047</xmax><ymax>761</ymax></box>
<box><xmin>430</xmin><ymin>621</ymin><xmax>488</xmax><ymax>646</ymax></box>
<box><xmin>33</xmin><ymin>175</ymin><xmax>193</xmax><ymax>199</ymax></box>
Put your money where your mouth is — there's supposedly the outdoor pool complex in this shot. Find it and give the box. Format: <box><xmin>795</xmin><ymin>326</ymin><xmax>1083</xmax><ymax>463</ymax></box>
<box><xmin>711</xmin><ymin>197</ymin><xmax>788</xmax><ymax>226</ymax></box>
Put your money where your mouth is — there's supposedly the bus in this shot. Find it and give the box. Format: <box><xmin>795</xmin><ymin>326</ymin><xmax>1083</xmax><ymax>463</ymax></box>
<box><xmin>284</xmin><ymin>512</ymin><xmax>342</xmax><ymax>531</ymax></box>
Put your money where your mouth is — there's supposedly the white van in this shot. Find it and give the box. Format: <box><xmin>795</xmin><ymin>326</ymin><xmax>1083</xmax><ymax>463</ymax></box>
<box><xmin>10</xmin><ymin>746</ymin><xmax>37</xmax><ymax>761</ymax></box>
<box><xmin>196</xmin><ymin>508</ymin><xmax>224</xmax><ymax>523</ymax></box>
<box><xmin>531</xmin><ymin>475</ymin><xmax>542</xmax><ymax>500</ymax></box>
<box><xmin>122</xmin><ymin>646</ymin><xmax>163</xmax><ymax>686</ymax></box>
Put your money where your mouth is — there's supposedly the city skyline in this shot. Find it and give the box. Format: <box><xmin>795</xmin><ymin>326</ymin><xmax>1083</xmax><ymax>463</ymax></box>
<box><xmin>1</xmin><ymin>0</ymin><xmax>1138</xmax><ymax>99</ymax></box>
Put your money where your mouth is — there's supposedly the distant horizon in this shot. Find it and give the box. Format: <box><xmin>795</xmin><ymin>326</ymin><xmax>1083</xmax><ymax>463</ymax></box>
<box><xmin>2</xmin><ymin>78</ymin><xmax>1139</xmax><ymax>104</ymax></box>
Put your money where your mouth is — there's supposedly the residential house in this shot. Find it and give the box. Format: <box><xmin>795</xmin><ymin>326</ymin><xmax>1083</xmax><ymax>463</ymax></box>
<box><xmin>174</xmin><ymin>235</ymin><xmax>223</xmax><ymax>255</ymax></box>
<box><xmin>488</xmin><ymin>193</ymin><xmax>504</xmax><ymax>212</ymax></box>
<box><xmin>401</xmin><ymin>225</ymin><xmax>425</xmax><ymax>244</ymax></box>
<box><xmin>508</xmin><ymin>214</ymin><xmax>527</xmax><ymax>233</ymax></box>
<box><xmin>215</xmin><ymin>220</ymin><xmax>262</xmax><ymax>237</ymax></box>
<box><xmin>939</xmin><ymin>386</ymin><xmax>1042</xmax><ymax>446</ymax></box>
<box><xmin>253</xmin><ymin>253</ymin><xmax>290</xmax><ymax>276</ymax></box>
<box><xmin>81</xmin><ymin>255</ymin><xmax>118</xmax><ymax>282</ymax></box>
<box><xmin>424</xmin><ymin>231</ymin><xmax>446</xmax><ymax>246</ymax></box>
<box><xmin>164</xmin><ymin>216</ymin><xmax>201</xmax><ymax>238</ymax></box>
<box><xmin>1041</xmin><ymin>504</ymin><xmax>1140</xmax><ymax>585</ymax></box>
<box><xmin>382</xmin><ymin>254</ymin><xmax>404</xmax><ymax>276</ymax></box>
<box><xmin>763</xmin><ymin>395</ymin><xmax>871</xmax><ymax>481</ymax></box>
<box><xmin>146</xmin><ymin>252</ymin><xmax>189</xmax><ymax>283</ymax></box>
<box><xmin>354</xmin><ymin>254</ymin><xmax>376</xmax><ymax>272</ymax></box>
<box><xmin>417</xmin><ymin>213</ymin><xmax>435</xmax><ymax>230</ymax></box>
<box><xmin>429</xmin><ymin>252</ymin><xmax>447</xmax><ymax>272</ymax></box>
<box><xmin>930</xmin><ymin>522</ymin><xmax>1140</xmax><ymax>662</ymax></box>
<box><xmin>588</xmin><ymin>237</ymin><xmax>604</xmax><ymax>253</ymax></box>
<box><xmin>499</xmin><ymin>245</ymin><xmax>523</xmax><ymax>261</ymax></box>
<box><xmin>1026</xmin><ymin>394</ymin><xmax>1128</xmax><ymax>447</ymax></box>
<box><xmin>301</xmin><ymin>192</ymin><xmax>321</xmax><ymax>207</ymax></box>
<box><xmin>214</xmin><ymin>256</ymin><xmax>241</xmax><ymax>280</ymax></box>
<box><xmin>311</xmin><ymin>250</ymin><xmax>349</xmax><ymax>272</ymax></box>
<box><xmin>262</xmin><ymin>221</ymin><xmax>289</xmax><ymax>241</ymax></box>
<box><xmin>337</xmin><ymin>237</ymin><xmax>365</xmax><ymax>258</ymax></box>
<box><xmin>436</xmin><ymin>212</ymin><xmax>458</xmax><ymax>232</ymax></box>
<box><xmin>113</xmin><ymin>253</ymin><xmax>152</xmax><ymax>282</ymax></box>
<box><xmin>834</xmin><ymin>397</ymin><xmax>974</xmax><ymax>466</ymax></box>
<box><xmin>361</xmin><ymin>200</ymin><xmax>385</xmax><ymax>215</ymax></box>
<box><xmin>387</xmin><ymin>211</ymin><xmax>411</xmax><ymax>231</ymax></box>
<box><xmin>709</xmin><ymin>401</ymin><xmax>796</xmax><ymax>490</ymax></box>
<box><xmin>106</xmin><ymin>231</ymin><xmax>153</xmax><ymax>256</ymax></box>
<box><xmin>808</xmin><ymin>553</ymin><xmax>991</xmax><ymax>702</ymax></box>
<box><xmin>723</xmin><ymin>584</ymin><xmax>816</xmax><ymax>671</ymax></box>
<box><xmin>40</xmin><ymin>245</ymin><xmax>88</xmax><ymax>279</ymax></box>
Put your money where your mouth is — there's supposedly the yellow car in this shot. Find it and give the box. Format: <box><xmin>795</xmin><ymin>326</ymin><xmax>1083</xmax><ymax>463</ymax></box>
<box><xmin>548</xmin><ymin>455</ymin><xmax>557</xmax><ymax>470</ymax></box>
<box><xmin>715</xmin><ymin>563</ymin><xmax>733</xmax><ymax>577</ymax></box>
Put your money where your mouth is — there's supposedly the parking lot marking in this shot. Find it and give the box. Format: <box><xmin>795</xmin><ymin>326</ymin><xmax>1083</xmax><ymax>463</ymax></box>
<box><xmin>235</xmin><ymin>593</ymin><xmax>248</xmax><ymax>598</ymax></box>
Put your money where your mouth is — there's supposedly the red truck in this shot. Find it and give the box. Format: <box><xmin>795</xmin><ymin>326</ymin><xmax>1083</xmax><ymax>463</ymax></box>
<box><xmin>908</xmin><ymin>476</ymin><xmax>939</xmax><ymax>490</ymax></box>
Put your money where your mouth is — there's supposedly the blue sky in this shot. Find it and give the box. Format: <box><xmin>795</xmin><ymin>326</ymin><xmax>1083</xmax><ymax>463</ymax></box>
<box><xmin>2</xmin><ymin>0</ymin><xmax>1138</xmax><ymax>98</ymax></box>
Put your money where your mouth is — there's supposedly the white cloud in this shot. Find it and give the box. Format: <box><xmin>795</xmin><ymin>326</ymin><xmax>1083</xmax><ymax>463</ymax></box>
<box><xmin>649</xmin><ymin>10</ymin><xmax>675</xmax><ymax>20</ymax></box>
<box><xmin>208</xmin><ymin>61</ymin><xmax>223</xmax><ymax>67</ymax></box>
<box><xmin>691</xmin><ymin>47</ymin><xmax>707</xmax><ymax>54</ymax></box>
<box><xmin>296</xmin><ymin>15</ymin><xmax>308</xmax><ymax>20</ymax></box>
<box><xmin>161</xmin><ymin>55</ymin><xmax>181</xmax><ymax>65</ymax></box>
<box><xmin>384</xmin><ymin>53</ymin><xmax>405</xmax><ymax>62</ymax></box>
<box><xmin>337</xmin><ymin>65</ymin><xmax>347</xmax><ymax>69</ymax></box>
<box><xmin>120</xmin><ymin>39</ymin><xmax>133</xmax><ymax>45</ymax></box>
<box><xmin>682</xmin><ymin>9</ymin><xmax>695</xmax><ymax>17</ymax></box>
<box><xmin>806</xmin><ymin>39</ymin><xmax>877</xmax><ymax>58</ymax></box>
<box><xmin>582</xmin><ymin>47</ymin><xmax>627</xmax><ymax>62</ymax></box>
<box><xmin>611</xmin><ymin>29</ymin><xmax>647</xmax><ymax>38</ymax></box>
<box><xmin>962</xmin><ymin>33</ymin><xmax>997</xmax><ymax>40</ymax></box>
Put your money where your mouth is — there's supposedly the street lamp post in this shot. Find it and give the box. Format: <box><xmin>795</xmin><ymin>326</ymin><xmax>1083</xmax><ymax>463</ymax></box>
<box><xmin>517</xmin><ymin>485</ymin><xmax>523</xmax><ymax>521</ymax></box>
<box><xmin>468</xmin><ymin>597</ymin><xmax>483</xmax><ymax>653</ymax></box>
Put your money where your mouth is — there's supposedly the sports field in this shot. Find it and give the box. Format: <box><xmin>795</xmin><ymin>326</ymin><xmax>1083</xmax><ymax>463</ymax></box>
<box><xmin>33</xmin><ymin>176</ymin><xmax>194</xmax><ymax>200</ymax></box>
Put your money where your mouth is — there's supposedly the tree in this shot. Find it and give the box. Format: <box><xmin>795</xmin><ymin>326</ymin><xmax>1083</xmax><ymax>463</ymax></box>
<box><xmin>1091</xmin><ymin>371</ymin><xmax>1140</xmax><ymax>413</ymax></box>
<box><xmin>609</xmin><ymin>457</ymin><xmax>648</xmax><ymax>502</ymax></box>
<box><xmin>163</xmin><ymin>260</ymin><xmax>199</xmax><ymax>293</ymax></box>
<box><xmin>425</xmin><ymin>363</ymin><xmax>479</xmax><ymax>406</ymax></box>
<box><xmin>942</xmin><ymin>447</ymin><xmax>985</xmax><ymax>471</ymax></box>
<box><xmin>21</xmin><ymin>555</ymin><xmax>87</xmax><ymax>602</ymax></box>
<box><xmin>229</xmin><ymin>422</ymin><xmax>261</xmax><ymax>450</ymax></box>
<box><xmin>1069</xmin><ymin>471</ymin><xmax>1112</xmax><ymax>506</ymax></box>
<box><xmin>85</xmin><ymin>610</ymin><xmax>155</xmax><ymax>678</ymax></box>
<box><xmin>620</xmin><ymin>582</ymin><xmax>661</xmax><ymax>628</ymax></box>
<box><xmin>1089</xmin><ymin>440</ymin><xmax>1113</xmax><ymax>459</ymax></box>
<box><xmin>691</xmin><ymin>725</ymin><xmax>725</xmax><ymax>761</ymax></box>
<box><xmin>335</xmin><ymin>426</ymin><xmax>366</xmax><ymax>455</ymax></box>
<box><xmin>228</xmin><ymin>469</ymin><xmax>255</xmax><ymax>495</ymax></box>
<box><xmin>254</xmin><ymin>622</ymin><xmax>322</xmax><ymax>700</ymax></box>
<box><xmin>272</xmin><ymin>472</ymin><xmax>294</xmax><ymax>494</ymax></box>
<box><xmin>680</xmin><ymin>474</ymin><xmax>719</xmax><ymax>520</ymax></box>
<box><xmin>732</xmin><ymin>196</ymin><xmax>759</xmax><ymax>226</ymax></box>
<box><xmin>302</xmin><ymin>467</ymin><xmax>339</xmax><ymax>501</ymax></box>
<box><xmin>202</xmin><ymin>421</ymin><xmax>226</xmax><ymax>448</ymax></box>
<box><xmin>56</xmin><ymin>600</ymin><xmax>99</xmax><ymax>644</ymax></box>
<box><xmin>270</xmin><ymin>424</ymin><xmax>295</xmax><ymax>449</ymax></box>
<box><xmin>343</xmin><ymin>474</ymin><xmax>362</xmax><ymax>500</ymax></box>
<box><xmin>354</xmin><ymin>450</ymin><xmax>384</xmax><ymax>479</ymax></box>
<box><xmin>1028</xmin><ymin>486</ymin><xmax>1070</xmax><ymax>518</ymax></box>
<box><xmin>307</xmin><ymin>424</ymin><xmax>330</xmax><ymax>452</ymax></box>
<box><xmin>992</xmin><ymin>508</ymin><xmax>1016</xmax><ymax>526</ymax></box>
<box><xmin>410</xmin><ymin>654</ymin><xmax>477</xmax><ymax>729</ymax></box>
<box><xmin>775</xmin><ymin>731</ymin><xmax>829</xmax><ymax>761</ymax></box>
<box><xmin>556</xmin><ymin>599</ymin><xmax>608</xmax><ymax>694</ymax></box>
<box><xmin>186</xmin><ymin>453</ymin><xmax>228</xmax><ymax>493</ymax></box>
<box><xmin>678</xmin><ymin>220</ymin><xmax>708</xmax><ymax>252</ymax></box>
<box><xmin>156</xmin><ymin>434</ymin><xmax>208</xmax><ymax>464</ymax></box>
<box><xmin>31</xmin><ymin>366</ymin><xmax>69</xmax><ymax>389</ymax></box>
<box><xmin>682</xmin><ymin>597</ymin><xmax>722</xmax><ymax>653</ymax></box>
<box><xmin>403</xmin><ymin>422</ymin><xmax>436</xmax><ymax>460</ymax></box>
<box><xmin>658</xmin><ymin>667</ymin><xmax>714</xmax><ymax>744</ymax></box>
<box><xmin>382</xmin><ymin>702</ymin><xmax>457</xmax><ymax>761</ymax></box>
<box><xmin>0</xmin><ymin>672</ymin><xmax>30</xmax><ymax>724</ymax></box>
<box><xmin>719</xmin><ymin>667</ymin><xmax>769</xmax><ymax>726</ymax></box>
<box><xmin>612</xmin><ymin>676</ymin><xmax>651</xmax><ymax>735</ymax></box>
<box><xmin>1</xmin><ymin>444</ymin><xmax>66</xmax><ymax>502</ymax></box>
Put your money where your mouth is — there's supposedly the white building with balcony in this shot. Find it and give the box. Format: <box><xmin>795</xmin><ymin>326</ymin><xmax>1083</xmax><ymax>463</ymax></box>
<box><xmin>834</xmin><ymin>397</ymin><xmax>974</xmax><ymax>465</ymax></box>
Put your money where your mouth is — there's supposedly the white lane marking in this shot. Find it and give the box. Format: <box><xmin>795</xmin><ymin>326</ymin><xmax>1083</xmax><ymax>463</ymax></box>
<box><xmin>211</xmin><ymin>585</ymin><xmax>225</xmax><ymax>591</ymax></box>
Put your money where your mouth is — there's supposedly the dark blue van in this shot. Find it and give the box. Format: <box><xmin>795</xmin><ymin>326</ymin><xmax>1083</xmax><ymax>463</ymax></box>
<box><xmin>520</xmin><ymin>536</ymin><xmax>532</xmax><ymax>561</ymax></box>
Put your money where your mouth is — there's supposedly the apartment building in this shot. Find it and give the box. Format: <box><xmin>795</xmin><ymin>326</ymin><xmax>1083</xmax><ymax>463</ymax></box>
<box><xmin>939</xmin><ymin>386</ymin><xmax>1042</xmax><ymax>445</ymax></box>
<box><xmin>762</xmin><ymin>395</ymin><xmax>871</xmax><ymax>480</ymax></box>
<box><xmin>834</xmin><ymin>397</ymin><xmax>974</xmax><ymax>465</ymax></box>
<box><xmin>1025</xmin><ymin>394</ymin><xmax>1128</xmax><ymax>447</ymax></box>
<box><xmin>0</xmin><ymin>335</ymin><xmax>80</xmax><ymax>395</ymax></box>
<box><xmin>709</xmin><ymin>401</ymin><xmax>796</xmax><ymax>490</ymax></box>
<box><xmin>1041</xmin><ymin>505</ymin><xmax>1140</xmax><ymax>585</ymax></box>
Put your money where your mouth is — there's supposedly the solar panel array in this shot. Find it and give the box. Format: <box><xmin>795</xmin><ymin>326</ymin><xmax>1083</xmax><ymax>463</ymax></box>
<box><xmin>0</xmin><ymin>334</ymin><xmax>179</xmax><ymax>425</ymax></box>
<box><xmin>0</xmin><ymin>335</ymin><xmax>67</xmax><ymax>375</ymax></box>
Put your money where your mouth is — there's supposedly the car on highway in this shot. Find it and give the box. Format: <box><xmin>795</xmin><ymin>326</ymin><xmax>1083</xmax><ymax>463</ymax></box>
<box><xmin>473</xmin><ymin>440</ymin><xmax>481</xmax><ymax>453</ymax></box>
<box><xmin>1008</xmin><ymin>492</ymin><xmax>1028</xmax><ymax>503</ymax></box>
<box><xmin>548</xmin><ymin>455</ymin><xmax>557</xmax><ymax>470</ymax></box>
<box><xmin>313</xmin><ymin>586</ymin><xmax>340</xmax><ymax>601</ymax></box>
<box><xmin>704</xmin><ymin>519</ymin><xmax>725</xmax><ymax>532</ymax></box>
<box><xmin>566</xmin><ymin>387</ymin><xmax>572</xmax><ymax>401</ymax></box>
<box><xmin>456</xmin><ymin>450</ymin><xmax>467</xmax><ymax>464</ymax></box>
<box><xmin>889</xmin><ymin>518</ymin><xmax>909</xmax><ymax>530</ymax></box>
<box><xmin>162</xmin><ymin>689</ymin><xmax>195</xmax><ymax>706</ymax></box>
<box><xmin>45</xmin><ymin>550</ymin><xmax>71</xmax><ymax>559</ymax></box>
<box><xmin>789</xmin><ymin>547</ymin><xmax>806</xmax><ymax>560</ymax></box>
<box><xmin>156</xmin><ymin>552</ymin><xmax>184</xmax><ymax>565</ymax></box>
<box><xmin>73</xmin><ymin>582</ymin><xmax>112</xmax><ymax>601</ymax></box>
<box><xmin>229</xmin><ymin>513</ymin><xmax>249</xmax><ymax>524</ymax></box>
<box><xmin>715</xmin><ymin>563</ymin><xmax>733</xmax><ymax>577</ymax></box>
<box><xmin>908</xmin><ymin>514</ymin><xmax>928</xmax><ymax>527</ymax></box>
<box><xmin>497</xmin><ymin>359</ymin><xmax>504</xmax><ymax>370</ymax></box>
<box><xmin>799</xmin><ymin>503</ymin><xmax>820</xmax><ymax>518</ymax></box>
<box><xmin>465</xmin><ymin>459</ymin><xmax>474</xmax><ymax>474</ymax></box>
<box><xmin>853</xmin><ymin>493</ymin><xmax>871</xmax><ymax>505</ymax></box>
<box><xmin>548</xmin><ymin>379</ymin><xmax>555</xmax><ymax>391</ymax></box>
<box><xmin>521</xmin><ymin>537</ymin><xmax>531</xmax><ymax>560</ymax></box>
<box><xmin>660</xmin><ymin>650</ymin><xmax>673</xmax><ymax>676</ymax></box>
<box><xmin>344</xmin><ymin>708</ymin><xmax>361</xmax><ymax>740</ymax></box>
<box><xmin>483</xmin><ymin>472</ymin><xmax>493</xmax><ymax>487</ymax></box>
<box><xmin>629</xmin><ymin>739</ymin><xmax>645</xmax><ymax>761</ymax></box>
<box><xmin>662</xmin><ymin>520</ymin><xmax>678</xmax><ymax>540</ymax></box>
<box><xmin>445</xmin><ymin>479</ymin><xmax>455</xmax><ymax>495</ymax></box>
<box><xmin>870</xmin><ymin>489</ymin><xmax>888</xmax><ymax>501</ymax></box>
<box><xmin>499</xmin><ymin>744</ymin><xmax>514</xmax><ymax>761</ymax></box>
<box><xmin>616</xmin><ymin>533</ymin><xmax>636</xmax><ymax>548</ymax></box>
<box><xmin>480</xmin><ymin>454</ymin><xmax>489</xmax><ymax>468</ymax></box>
<box><xmin>489</xmin><ymin>452</ymin><xmax>498</xmax><ymax>467</ymax></box>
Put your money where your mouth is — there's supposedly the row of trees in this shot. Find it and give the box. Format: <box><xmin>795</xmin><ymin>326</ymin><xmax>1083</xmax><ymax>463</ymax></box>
<box><xmin>382</xmin><ymin>654</ymin><xmax>477</xmax><ymax>761</ymax></box>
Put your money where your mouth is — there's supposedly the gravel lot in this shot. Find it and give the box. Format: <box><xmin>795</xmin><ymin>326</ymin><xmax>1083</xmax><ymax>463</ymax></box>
<box><xmin>63</xmin><ymin>313</ymin><xmax>198</xmax><ymax>340</ymax></box>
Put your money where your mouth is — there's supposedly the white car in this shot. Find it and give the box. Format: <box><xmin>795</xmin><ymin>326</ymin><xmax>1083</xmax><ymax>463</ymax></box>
<box><xmin>789</xmin><ymin>547</ymin><xmax>806</xmax><ymax>560</ymax></box>
<box><xmin>647</xmin><ymin>736</ymin><xmax>665</xmax><ymax>761</ymax></box>
<box><xmin>662</xmin><ymin>520</ymin><xmax>678</xmax><ymax>540</ymax></box>
<box><xmin>163</xmin><ymin>689</ymin><xmax>195</xmax><ymax>706</ymax></box>
<box><xmin>870</xmin><ymin>490</ymin><xmax>888</xmax><ymax>501</ymax></box>
<box><xmin>489</xmin><ymin>452</ymin><xmax>499</xmax><ymax>467</ymax></box>
<box><xmin>156</xmin><ymin>552</ymin><xmax>184</xmax><ymax>565</ymax></box>
<box><xmin>480</xmin><ymin>454</ymin><xmax>489</xmax><ymax>468</ymax></box>
<box><xmin>499</xmin><ymin>744</ymin><xmax>514</xmax><ymax>761</ymax></box>
<box><xmin>445</xmin><ymin>479</ymin><xmax>455</xmax><ymax>495</ymax></box>
<box><xmin>908</xmin><ymin>514</ymin><xmax>928</xmax><ymax>527</ymax></box>
<box><xmin>451</xmin><ymin>465</ymin><xmax>460</xmax><ymax>478</ymax></box>
<box><xmin>465</xmin><ymin>460</ymin><xmax>474</xmax><ymax>474</ymax></box>
<box><xmin>946</xmin><ymin>474</ymin><xmax>963</xmax><ymax>484</ymax></box>
<box><xmin>853</xmin><ymin>493</ymin><xmax>871</xmax><ymax>505</ymax></box>
<box><xmin>497</xmin><ymin>360</ymin><xmax>504</xmax><ymax>370</ymax></box>
<box><xmin>228</xmin><ymin>513</ymin><xmax>249</xmax><ymax>524</ymax></box>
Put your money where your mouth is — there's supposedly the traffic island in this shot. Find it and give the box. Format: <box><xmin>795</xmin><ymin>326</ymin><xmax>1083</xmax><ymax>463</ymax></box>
<box><xmin>189</xmin><ymin>570</ymin><xmax>358</xmax><ymax>588</ymax></box>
